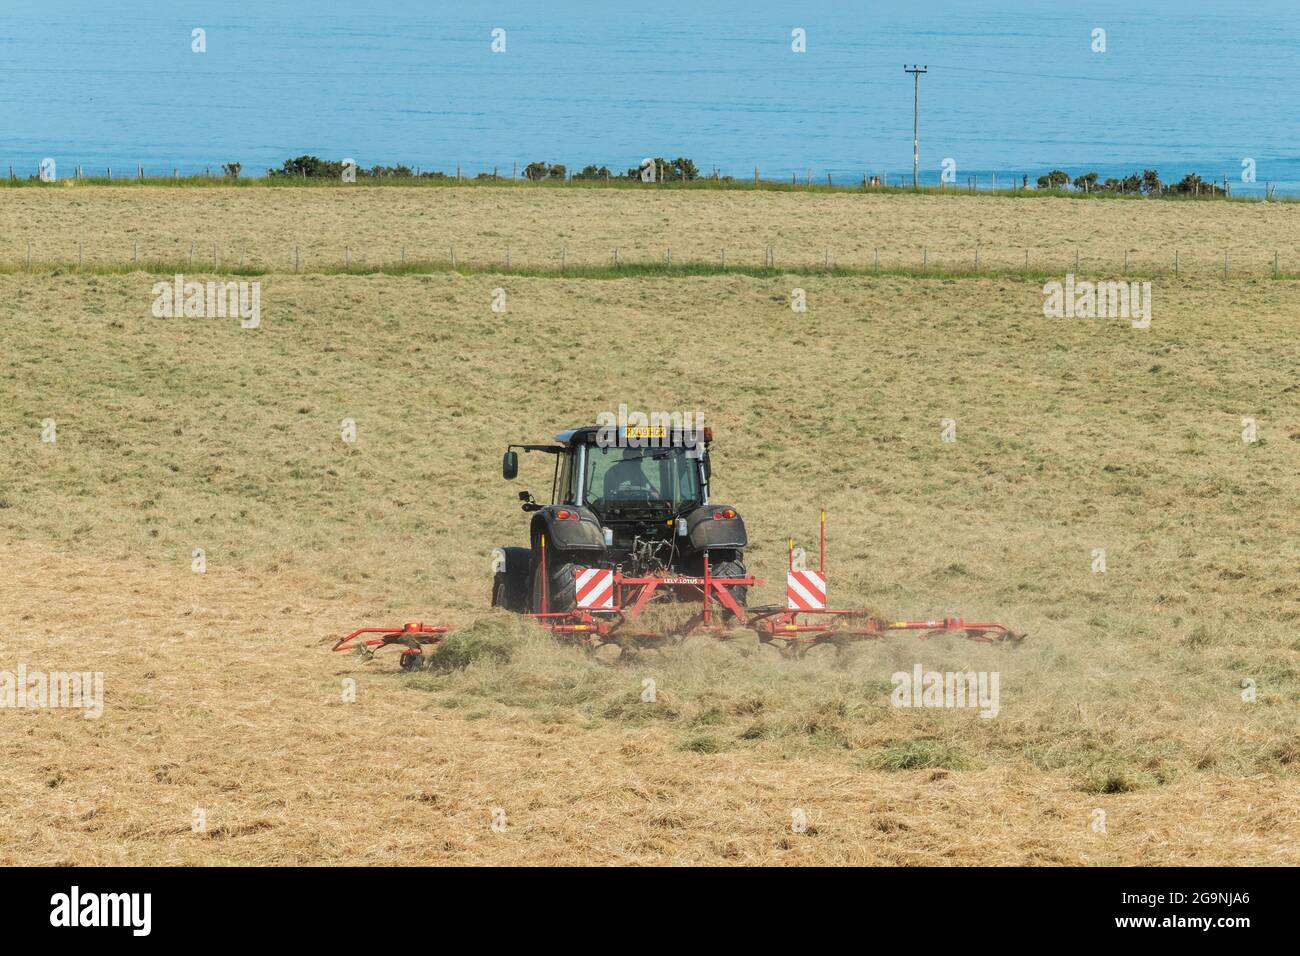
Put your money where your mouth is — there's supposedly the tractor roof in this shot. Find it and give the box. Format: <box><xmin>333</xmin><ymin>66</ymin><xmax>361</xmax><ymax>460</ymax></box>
<box><xmin>555</xmin><ymin>424</ymin><xmax>712</xmax><ymax>445</ymax></box>
<box><xmin>555</xmin><ymin>425</ymin><xmax>601</xmax><ymax>444</ymax></box>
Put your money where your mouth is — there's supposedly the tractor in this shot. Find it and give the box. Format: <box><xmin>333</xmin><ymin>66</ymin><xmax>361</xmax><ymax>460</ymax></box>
<box><xmin>491</xmin><ymin>424</ymin><xmax>749</xmax><ymax>615</ymax></box>
<box><xmin>332</xmin><ymin>424</ymin><xmax>1025</xmax><ymax>665</ymax></box>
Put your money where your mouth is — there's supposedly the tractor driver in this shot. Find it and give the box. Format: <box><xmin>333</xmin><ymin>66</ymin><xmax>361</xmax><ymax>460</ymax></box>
<box><xmin>602</xmin><ymin>445</ymin><xmax>662</xmax><ymax>499</ymax></box>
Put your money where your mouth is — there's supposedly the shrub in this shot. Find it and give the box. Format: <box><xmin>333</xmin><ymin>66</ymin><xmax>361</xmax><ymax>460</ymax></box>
<box><xmin>522</xmin><ymin>161</ymin><xmax>566</xmax><ymax>181</ymax></box>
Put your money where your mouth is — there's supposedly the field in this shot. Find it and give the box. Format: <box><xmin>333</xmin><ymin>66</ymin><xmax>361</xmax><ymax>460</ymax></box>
<box><xmin>1</xmin><ymin>186</ymin><xmax>1298</xmax><ymax>865</ymax></box>
<box><xmin>5</xmin><ymin>185</ymin><xmax>1300</xmax><ymax>275</ymax></box>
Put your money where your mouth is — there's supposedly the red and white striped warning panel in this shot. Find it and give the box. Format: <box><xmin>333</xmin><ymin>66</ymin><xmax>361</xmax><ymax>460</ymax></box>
<box><xmin>787</xmin><ymin>569</ymin><xmax>827</xmax><ymax>610</ymax></box>
<box><xmin>575</xmin><ymin>567</ymin><xmax>615</xmax><ymax>609</ymax></box>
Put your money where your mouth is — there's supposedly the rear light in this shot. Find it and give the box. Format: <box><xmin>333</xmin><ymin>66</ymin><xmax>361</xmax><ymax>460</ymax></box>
<box><xmin>711</xmin><ymin>509</ymin><xmax>736</xmax><ymax>520</ymax></box>
<box><xmin>703</xmin><ymin>427</ymin><xmax>713</xmax><ymax>441</ymax></box>
<box><xmin>555</xmin><ymin>509</ymin><xmax>579</xmax><ymax>520</ymax></box>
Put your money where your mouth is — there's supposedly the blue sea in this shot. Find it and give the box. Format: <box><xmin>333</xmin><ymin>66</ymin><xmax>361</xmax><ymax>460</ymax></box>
<box><xmin>2</xmin><ymin>0</ymin><xmax>1298</xmax><ymax>193</ymax></box>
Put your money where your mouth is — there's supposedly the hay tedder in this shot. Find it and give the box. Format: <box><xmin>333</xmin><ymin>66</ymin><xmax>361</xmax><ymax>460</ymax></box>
<box><xmin>333</xmin><ymin>424</ymin><xmax>1024</xmax><ymax>666</ymax></box>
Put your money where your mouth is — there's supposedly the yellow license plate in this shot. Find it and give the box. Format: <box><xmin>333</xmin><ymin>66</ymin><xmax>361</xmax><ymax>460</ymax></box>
<box><xmin>625</xmin><ymin>425</ymin><xmax>666</xmax><ymax>440</ymax></box>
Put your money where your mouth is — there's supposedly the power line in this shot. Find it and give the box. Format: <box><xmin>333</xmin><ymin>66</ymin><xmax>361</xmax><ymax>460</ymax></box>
<box><xmin>904</xmin><ymin>65</ymin><xmax>927</xmax><ymax>189</ymax></box>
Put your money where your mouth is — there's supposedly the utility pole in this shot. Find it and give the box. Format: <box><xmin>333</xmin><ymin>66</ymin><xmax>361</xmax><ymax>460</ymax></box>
<box><xmin>904</xmin><ymin>65</ymin><xmax>928</xmax><ymax>189</ymax></box>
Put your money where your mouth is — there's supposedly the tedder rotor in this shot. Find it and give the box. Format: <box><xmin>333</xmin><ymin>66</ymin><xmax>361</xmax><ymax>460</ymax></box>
<box><xmin>332</xmin><ymin>423</ymin><xmax>1025</xmax><ymax>666</ymax></box>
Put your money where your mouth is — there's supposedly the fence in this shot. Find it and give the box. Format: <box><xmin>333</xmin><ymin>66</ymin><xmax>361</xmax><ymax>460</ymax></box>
<box><xmin>3</xmin><ymin>161</ymin><xmax>1288</xmax><ymax>201</ymax></box>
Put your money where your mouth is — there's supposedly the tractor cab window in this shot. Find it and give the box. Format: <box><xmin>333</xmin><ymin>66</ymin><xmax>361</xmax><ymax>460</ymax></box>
<box><xmin>555</xmin><ymin>450</ymin><xmax>576</xmax><ymax>504</ymax></box>
<box><xmin>583</xmin><ymin>443</ymin><xmax>701</xmax><ymax>513</ymax></box>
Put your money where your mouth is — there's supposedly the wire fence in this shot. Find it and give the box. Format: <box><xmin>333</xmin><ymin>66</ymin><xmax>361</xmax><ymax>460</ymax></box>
<box><xmin>3</xmin><ymin>160</ymin><xmax>1289</xmax><ymax>201</ymax></box>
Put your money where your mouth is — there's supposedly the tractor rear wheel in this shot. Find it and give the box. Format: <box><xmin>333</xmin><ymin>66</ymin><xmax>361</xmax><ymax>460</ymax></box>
<box><xmin>705</xmin><ymin>551</ymin><xmax>749</xmax><ymax>616</ymax></box>
<box><xmin>531</xmin><ymin>557</ymin><xmax>579</xmax><ymax>613</ymax></box>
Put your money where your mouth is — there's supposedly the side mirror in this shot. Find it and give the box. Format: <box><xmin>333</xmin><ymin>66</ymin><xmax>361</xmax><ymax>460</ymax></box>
<box><xmin>502</xmin><ymin>450</ymin><xmax>518</xmax><ymax>480</ymax></box>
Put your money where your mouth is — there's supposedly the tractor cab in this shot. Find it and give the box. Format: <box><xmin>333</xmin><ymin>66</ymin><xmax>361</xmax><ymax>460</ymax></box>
<box><xmin>505</xmin><ymin>424</ymin><xmax>711</xmax><ymax>507</ymax></box>
<box><xmin>563</xmin><ymin>425</ymin><xmax>708</xmax><ymax>518</ymax></box>
<box><xmin>495</xmin><ymin>423</ymin><xmax>748</xmax><ymax>613</ymax></box>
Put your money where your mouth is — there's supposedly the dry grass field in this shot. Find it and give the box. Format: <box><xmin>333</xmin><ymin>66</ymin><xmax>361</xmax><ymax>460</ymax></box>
<box><xmin>4</xmin><ymin>185</ymin><xmax>1300</xmax><ymax>275</ymax></box>
<box><xmin>0</xmin><ymin>187</ymin><xmax>1297</xmax><ymax>865</ymax></box>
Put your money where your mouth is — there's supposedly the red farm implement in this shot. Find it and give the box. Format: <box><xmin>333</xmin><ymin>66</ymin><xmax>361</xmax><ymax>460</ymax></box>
<box><xmin>333</xmin><ymin>511</ymin><xmax>1024</xmax><ymax>665</ymax></box>
<box><xmin>746</xmin><ymin>511</ymin><xmax>1025</xmax><ymax>656</ymax></box>
<box><xmin>331</xmin><ymin>622</ymin><xmax>452</xmax><ymax>670</ymax></box>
